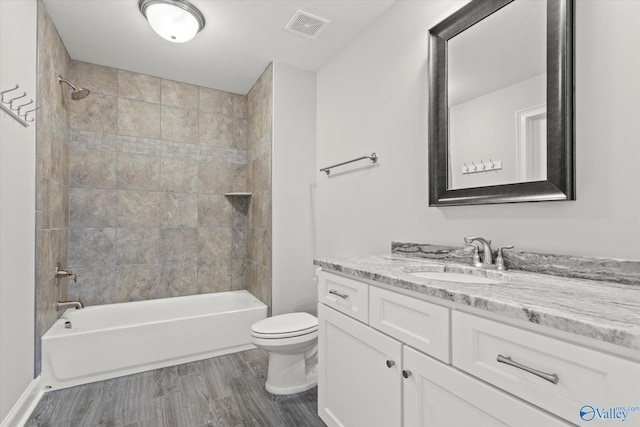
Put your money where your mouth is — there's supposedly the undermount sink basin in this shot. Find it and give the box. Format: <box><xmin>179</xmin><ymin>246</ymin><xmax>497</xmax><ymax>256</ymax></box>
<box><xmin>406</xmin><ymin>271</ymin><xmax>504</xmax><ymax>284</ymax></box>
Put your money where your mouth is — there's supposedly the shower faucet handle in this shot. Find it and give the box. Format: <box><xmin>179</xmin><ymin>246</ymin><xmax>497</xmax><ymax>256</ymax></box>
<box><xmin>55</xmin><ymin>263</ymin><xmax>77</xmax><ymax>284</ymax></box>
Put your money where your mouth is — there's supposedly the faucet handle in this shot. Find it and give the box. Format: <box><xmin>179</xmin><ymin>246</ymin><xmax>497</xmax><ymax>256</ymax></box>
<box><xmin>464</xmin><ymin>242</ymin><xmax>482</xmax><ymax>267</ymax></box>
<box><xmin>496</xmin><ymin>245</ymin><xmax>514</xmax><ymax>270</ymax></box>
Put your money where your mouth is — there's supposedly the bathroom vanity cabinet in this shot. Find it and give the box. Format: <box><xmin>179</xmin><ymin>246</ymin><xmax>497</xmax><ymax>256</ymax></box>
<box><xmin>317</xmin><ymin>270</ymin><xmax>639</xmax><ymax>427</ymax></box>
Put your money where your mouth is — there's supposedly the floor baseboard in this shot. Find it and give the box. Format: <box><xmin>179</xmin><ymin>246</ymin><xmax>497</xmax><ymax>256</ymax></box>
<box><xmin>1</xmin><ymin>376</ymin><xmax>44</xmax><ymax>427</ymax></box>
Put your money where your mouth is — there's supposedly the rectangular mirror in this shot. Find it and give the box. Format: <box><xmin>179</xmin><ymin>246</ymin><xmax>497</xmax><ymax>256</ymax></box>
<box><xmin>428</xmin><ymin>0</ymin><xmax>574</xmax><ymax>206</ymax></box>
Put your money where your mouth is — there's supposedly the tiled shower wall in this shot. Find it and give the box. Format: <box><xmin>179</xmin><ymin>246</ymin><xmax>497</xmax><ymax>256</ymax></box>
<box><xmin>246</xmin><ymin>64</ymin><xmax>273</xmax><ymax>307</ymax></box>
<box><xmin>66</xmin><ymin>60</ymin><xmax>252</xmax><ymax>305</ymax></box>
<box><xmin>35</xmin><ymin>0</ymin><xmax>70</xmax><ymax>373</ymax></box>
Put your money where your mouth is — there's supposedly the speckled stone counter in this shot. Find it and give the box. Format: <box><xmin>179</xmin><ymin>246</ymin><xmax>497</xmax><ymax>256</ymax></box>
<box><xmin>314</xmin><ymin>253</ymin><xmax>640</xmax><ymax>352</ymax></box>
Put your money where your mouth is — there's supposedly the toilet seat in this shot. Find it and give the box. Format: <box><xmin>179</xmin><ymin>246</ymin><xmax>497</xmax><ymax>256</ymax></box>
<box><xmin>251</xmin><ymin>313</ymin><xmax>318</xmax><ymax>339</ymax></box>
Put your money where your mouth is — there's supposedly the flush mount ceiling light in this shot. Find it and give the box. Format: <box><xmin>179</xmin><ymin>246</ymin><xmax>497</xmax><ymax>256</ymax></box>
<box><xmin>139</xmin><ymin>0</ymin><xmax>205</xmax><ymax>43</ymax></box>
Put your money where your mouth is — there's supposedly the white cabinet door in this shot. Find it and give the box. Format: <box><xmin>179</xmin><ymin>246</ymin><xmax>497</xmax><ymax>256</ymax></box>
<box><xmin>403</xmin><ymin>346</ymin><xmax>571</xmax><ymax>427</ymax></box>
<box><xmin>318</xmin><ymin>303</ymin><xmax>402</xmax><ymax>427</ymax></box>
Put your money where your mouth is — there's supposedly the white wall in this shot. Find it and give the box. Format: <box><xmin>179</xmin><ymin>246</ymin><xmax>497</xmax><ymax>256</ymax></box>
<box><xmin>0</xmin><ymin>0</ymin><xmax>37</xmax><ymax>422</ymax></box>
<box><xmin>316</xmin><ymin>0</ymin><xmax>640</xmax><ymax>261</ymax></box>
<box><xmin>272</xmin><ymin>63</ymin><xmax>318</xmax><ymax>315</ymax></box>
<box><xmin>450</xmin><ymin>74</ymin><xmax>545</xmax><ymax>189</ymax></box>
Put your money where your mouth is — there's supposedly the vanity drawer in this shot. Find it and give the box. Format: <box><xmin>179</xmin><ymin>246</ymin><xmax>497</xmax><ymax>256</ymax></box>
<box><xmin>452</xmin><ymin>311</ymin><xmax>640</xmax><ymax>425</ymax></box>
<box><xmin>317</xmin><ymin>271</ymin><xmax>369</xmax><ymax>323</ymax></box>
<box><xmin>370</xmin><ymin>286</ymin><xmax>450</xmax><ymax>363</ymax></box>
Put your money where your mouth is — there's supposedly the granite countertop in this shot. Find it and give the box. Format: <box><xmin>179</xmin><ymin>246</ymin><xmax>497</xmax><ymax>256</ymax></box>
<box><xmin>314</xmin><ymin>254</ymin><xmax>640</xmax><ymax>352</ymax></box>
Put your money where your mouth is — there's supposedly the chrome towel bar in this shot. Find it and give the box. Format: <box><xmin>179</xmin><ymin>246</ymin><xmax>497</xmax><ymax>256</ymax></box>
<box><xmin>320</xmin><ymin>152</ymin><xmax>378</xmax><ymax>175</ymax></box>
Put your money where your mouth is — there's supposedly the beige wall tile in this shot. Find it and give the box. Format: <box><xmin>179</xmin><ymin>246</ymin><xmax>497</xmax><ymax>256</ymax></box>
<box><xmin>70</xmin><ymin>60</ymin><xmax>118</xmax><ymax>97</ymax></box>
<box><xmin>115</xmin><ymin>264</ymin><xmax>160</xmax><ymax>302</ymax></box>
<box><xmin>69</xmin><ymin>188</ymin><xmax>117</xmax><ymax>227</ymax></box>
<box><xmin>49</xmin><ymin>125</ymin><xmax>67</xmax><ymax>184</ymax></box>
<box><xmin>198</xmin><ymin>227</ymin><xmax>232</xmax><ymax>260</ymax></box>
<box><xmin>231</xmin><ymin>164</ymin><xmax>248</xmax><ymax>192</ymax></box>
<box><xmin>68</xmin><ymin>227</ymin><xmax>116</xmax><ymax>267</ymax></box>
<box><xmin>116</xmin><ymin>227</ymin><xmax>159</xmax><ymax>265</ymax></box>
<box><xmin>232</xmin><ymin>94</ymin><xmax>248</xmax><ymax>119</ymax></box>
<box><xmin>117</xmin><ymin>190</ymin><xmax>160</xmax><ymax>227</ymax></box>
<box><xmin>246</xmin><ymin>261</ymin><xmax>271</xmax><ymax>307</ymax></box>
<box><xmin>198</xmin><ymin>195</ymin><xmax>232</xmax><ymax>227</ymax></box>
<box><xmin>69</xmin><ymin>147</ymin><xmax>117</xmax><ymax>188</ymax></box>
<box><xmin>198</xmin><ymin>161</ymin><xmax>231</xmax><ymax>194</ymax></box>
<box><xmin>199</xmin><ymin>87</ymin><xmax>233</xmax><ymax>116</ymax></box>
<box><xmin>159</xmin><ymin>228</ymin><xmax>198</xmax><ymax>262</ymax></box>
<box><xmin>160</xmin><ymin>157</ymin><xmax>198</xmax><ymax>193</ymax></box>
<box><xmin>69</xmin><ymin>93</ymin><xmax>118</xmax><ymax>133</ymax></box>
<box><xmin>118</xmin><ymin>98</ymin><xmax>160</xmax><ymax>138</ymax></box>
<box><xmin>48</xmin><ymin>180</ymin><xmax>68</xmax><ymax>229</ymax></box>
<box><xmin>117</xmin><ymin>152</ymin><xmax>160</xmax><ymax>191</ymax></box>
<box><xmin>231</xmin><ymin>259</ymin><xmax>246</xmax><ymax>290</ymax></box>
<box><xmin>59</xmin><ymin>62</ymin><xmax>271</xmax><ymax>307</ymax></box>
<box><xmin>159</xmin><ymin>262</ymin><xmax>198</xmax><ymax>297</ymax></box>
<box><xmin>118</xmin><ymin>70</ymin><xmax>160</xmax><ymax>103</ymax></box>
<box><xmin>161</xmin><ymin>106</ymin><xmax>198</xmax><ymax>143</ymax></box>
<box><xmin>36</xmin><ymin>229</ymin><xmax>53</xmax><ymax>286</ymax></box>
<box><xmin>36</xmin><ymin>2</ymin><xmax>72</xmax><ymax>357</ymax></box>
<box><xmin>160</xmin><ymin>192</ymin><xmax>198</xmax><ymax>227</ymax></box>
<box><xmin>197</xmin><ymin>259</ymin><xmax>232</xmax><ymax>293</ymax></box>
<box><xmin>232</xmin><ymin>228</ymin><xmax>247</xmax><ymax>259</ymax></box>
<box><xmin>67</xmin><ymin>265</ymin><xmax>117</xmax><ymax>306</ymax></box>
<box><xmin>36</xmin><ymin>124</ymin><xmax>52</xmax><ymax>174</ymax></box>
<box><xmin>231</xmin><ymin>197</ymin><xmax>249</xmax><ymax>227</ymax></box>
<box><xmin>199</xmin><ymin>113</ymin><xmax>234</xmax><ymax>147</ymax></box>
<box><xmin>161</xmin><ymin>79</ymin><xmax>199</xmax><ymax>110</ymax></box>
<box><xmin>232</xmin><ymin>118</ymin><xmax>247</xmax><ymax>149</ymax></box>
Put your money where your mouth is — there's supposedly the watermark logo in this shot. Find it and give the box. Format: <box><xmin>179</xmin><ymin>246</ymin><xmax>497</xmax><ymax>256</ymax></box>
<box><xmin>579</xmin><ymin>405</ymin><xmax>640</xmax><ymax>422</ymax></box>
<box><xmin>580</xmin><ymin>406</ymin><xmax>596</xmax><ymax>422</ymax></box>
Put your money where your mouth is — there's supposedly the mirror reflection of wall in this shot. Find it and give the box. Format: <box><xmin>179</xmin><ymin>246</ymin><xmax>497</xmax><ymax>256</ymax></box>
<box><xmin>447</xmin><ymin>0</ymin><xmax>546</xmax><ymax>190</ymax></box>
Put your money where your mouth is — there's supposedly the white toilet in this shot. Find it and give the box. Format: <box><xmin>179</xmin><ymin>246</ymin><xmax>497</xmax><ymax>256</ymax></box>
<box><xmin>250</xmin><ymin>312</ymin><xmax>318</xmax><ymax>395</ymax></box>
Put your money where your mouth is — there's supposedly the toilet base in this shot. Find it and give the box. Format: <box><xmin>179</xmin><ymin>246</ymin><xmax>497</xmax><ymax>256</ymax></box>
<box><xmin>264</xmin><ymin>347</ymin><xmax>318</xmax><ymax>395</ymax></box>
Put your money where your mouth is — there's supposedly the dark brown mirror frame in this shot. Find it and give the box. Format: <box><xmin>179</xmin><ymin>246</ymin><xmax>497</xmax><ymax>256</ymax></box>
<box><xmin>428</xmin><ymin>0</ymin><xmax>574</xmax><ymax>206</ymax></box>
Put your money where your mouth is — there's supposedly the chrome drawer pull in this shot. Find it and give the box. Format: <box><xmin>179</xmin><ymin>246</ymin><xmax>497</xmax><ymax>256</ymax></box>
<box><xmin>386</xmin><ymin>360</ymin><xmax>395</xmax><ymax>368</ymax></box>
<box><xmin>329</xmin><ymin>289</ymin><xmax>349</xmax><ymax>299</ymax></box>
<box><xmin>497</xmin><ymin>354</ymin><xmax>559</xmax><ymax>385</ymax></box>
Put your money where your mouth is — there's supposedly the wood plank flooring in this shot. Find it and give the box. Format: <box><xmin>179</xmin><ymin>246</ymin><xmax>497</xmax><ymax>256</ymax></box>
<box><xmin>26</xmin><ymin>349</ymin><xmax>326</xmax><ymax>427</ymax></box>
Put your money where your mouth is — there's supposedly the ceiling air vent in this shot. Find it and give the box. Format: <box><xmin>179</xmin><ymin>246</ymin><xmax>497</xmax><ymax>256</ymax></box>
<box><xmin>285</xmin><ymin>10</ymin><xmax>330</xmax><ymax>39</ymax></box>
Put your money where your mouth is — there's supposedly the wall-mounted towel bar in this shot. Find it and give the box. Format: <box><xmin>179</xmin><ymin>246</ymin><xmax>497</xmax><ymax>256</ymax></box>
<box><xmin>320</xmin><ymin>152</ymin><xmax>378</xmax><ymax>176</ymax></box>
<box><xmin>1</xmin><ymin>84</ymin><xmax>39</xmax><ymax>127</ymax></box>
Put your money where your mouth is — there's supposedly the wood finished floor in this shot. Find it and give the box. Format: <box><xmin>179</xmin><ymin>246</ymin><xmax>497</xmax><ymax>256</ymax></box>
<box><xmin>26</xmin><ymin>349</ymin><xmax>326</xmax><ymax>427</ymax></box>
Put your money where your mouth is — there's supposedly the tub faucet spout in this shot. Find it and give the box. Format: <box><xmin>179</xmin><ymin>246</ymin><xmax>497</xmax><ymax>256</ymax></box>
<box><xmin>57</xmin><ymin>301</ymin><xmax>83</xmax><ymax>310</ymax></box>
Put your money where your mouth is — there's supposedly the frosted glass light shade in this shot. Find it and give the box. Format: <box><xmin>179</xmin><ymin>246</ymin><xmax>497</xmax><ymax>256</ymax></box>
<box><xmin>139</xmin><ymin>0</ymin><xmax>205</xmax><ymax>43</ymax></box>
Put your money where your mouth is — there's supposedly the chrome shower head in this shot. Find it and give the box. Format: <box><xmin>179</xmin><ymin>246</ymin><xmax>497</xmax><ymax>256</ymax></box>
<box><xmin>58</xmin><ymin>76</ymin><xmax>90</xmax><ymax>100</ymax></box>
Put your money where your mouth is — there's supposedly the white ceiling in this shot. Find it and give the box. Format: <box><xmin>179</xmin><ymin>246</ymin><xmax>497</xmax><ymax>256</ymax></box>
<box><xmin>42</xmin><ymin>0</ymin><xmax>396</xmax><ymax>95</ymax></box>
<box><xmin>448</xmin><ymin>0</ymin><xmax>546</xmax><ymax>106</ymax></box>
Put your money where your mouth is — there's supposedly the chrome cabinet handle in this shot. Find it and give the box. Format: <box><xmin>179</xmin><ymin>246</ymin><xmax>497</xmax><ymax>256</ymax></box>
<box><xmin>329</xmin><ymin>289</ymin><xmax>349</xmax><ymax>299</ymax></box>
<box><xmin>402</xmin><ymin>370</ymin><xmax>412</xmax><ymax>378</ymax></box>
<box><xmin>386</xmin><ymin>360</ymin><xmax>395</xmax><ymax>368</ymax></box>
<box><xmin>497</xmin><ymin>354</ymin><xmax>558</xmax><ymax>385</ymax></box>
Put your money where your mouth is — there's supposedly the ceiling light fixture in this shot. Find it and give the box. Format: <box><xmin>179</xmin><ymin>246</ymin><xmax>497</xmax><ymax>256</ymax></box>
<box><xmin>139</xmin><ymin>0</ymin><xmax>205</xmax><ymax>43</ymax></box>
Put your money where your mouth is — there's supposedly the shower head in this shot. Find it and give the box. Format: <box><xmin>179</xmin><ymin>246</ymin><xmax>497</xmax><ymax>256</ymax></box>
<box><xmin>58</xmin><ymin>76</ymin><xmax>90</xmax><ymax>100</ymax></box>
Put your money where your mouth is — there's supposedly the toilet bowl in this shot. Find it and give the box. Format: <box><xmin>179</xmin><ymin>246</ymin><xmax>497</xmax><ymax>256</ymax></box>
<box><xmin>250</xmin><ymin>312</ymin><xmax>318</xmax><ymax>395</ymax></box>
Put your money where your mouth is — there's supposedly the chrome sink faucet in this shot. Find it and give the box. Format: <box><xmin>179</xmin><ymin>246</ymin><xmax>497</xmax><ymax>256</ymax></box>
<box><xmin>464</xmin><ymin>236</ymin><xmax>493</xmax><ymax>267</ymax></box>
<box><xmin>463</xmin><ymin>236</ymin><xmax>514</xmax><ymax>270</ymax></box>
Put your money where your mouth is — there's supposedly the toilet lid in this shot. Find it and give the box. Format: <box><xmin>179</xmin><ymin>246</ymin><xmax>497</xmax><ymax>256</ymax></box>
<box><xmin>251</xmin><ymin>313</ymin><xmax>318</xmax><ymax>338</ymax></box>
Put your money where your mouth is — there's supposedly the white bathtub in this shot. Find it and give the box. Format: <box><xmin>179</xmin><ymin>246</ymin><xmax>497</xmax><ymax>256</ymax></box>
<box><xmin>41</xmin><ymin>290</ymin><xmax>267</xmax><ymax>390</ymax></box>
